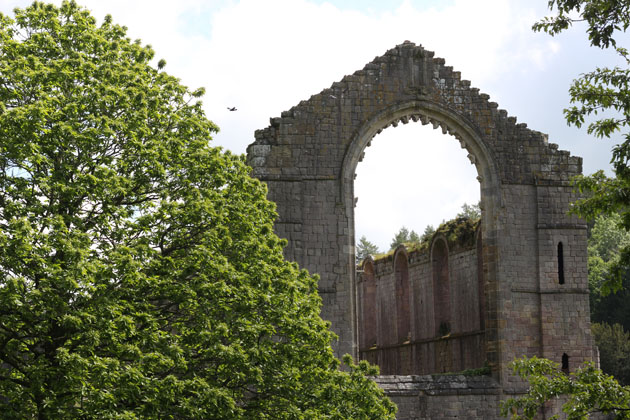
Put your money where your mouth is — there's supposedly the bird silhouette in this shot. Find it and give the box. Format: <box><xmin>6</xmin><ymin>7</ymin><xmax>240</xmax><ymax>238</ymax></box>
<box><xmin>227</xmin><ymin>107</ymin><xmax>237</xmax><ymax>111</ymax></box>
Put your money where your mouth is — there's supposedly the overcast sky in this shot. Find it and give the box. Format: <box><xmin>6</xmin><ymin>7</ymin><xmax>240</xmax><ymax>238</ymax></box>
<box><xmin>1</xmin><ymin>0</ymin><xmax>626</xmax><ymax>251</ymax></box>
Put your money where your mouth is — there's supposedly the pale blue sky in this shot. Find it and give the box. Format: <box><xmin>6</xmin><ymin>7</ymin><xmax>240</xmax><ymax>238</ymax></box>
<box><xmin>1</xmin><ymin>0</ymin><xmax>625</xmax><ymax>250</ymax></box>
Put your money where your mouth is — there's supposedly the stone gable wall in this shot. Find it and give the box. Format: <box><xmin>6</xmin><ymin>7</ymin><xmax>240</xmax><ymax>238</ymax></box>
<box><xmin>247</xmin><ymin>41</ymin><xmax>595</xmax><ymax>419</ymax></box>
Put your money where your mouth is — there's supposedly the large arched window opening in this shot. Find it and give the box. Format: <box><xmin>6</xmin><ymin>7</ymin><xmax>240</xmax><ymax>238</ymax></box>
<box><xmin>352</xmin><ymin>116</ymin><xmax>486</xmax><ymax>376</ymax></box>
<box><xmin>354</xmin><ymin>122</ymin><xmax>480</xmax><ymax>253</ymax></box>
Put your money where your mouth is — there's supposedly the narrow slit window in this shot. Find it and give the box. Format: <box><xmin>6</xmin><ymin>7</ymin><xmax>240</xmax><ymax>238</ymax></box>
<box><xmin>562</xmin><ymin>353</ymin><xmax>569</xmax><ymax>373</ymax></box>
<box><xmin>558</xmin><ymin>242</ymin><xmax>565</xmax><ymax>285</ymax></box>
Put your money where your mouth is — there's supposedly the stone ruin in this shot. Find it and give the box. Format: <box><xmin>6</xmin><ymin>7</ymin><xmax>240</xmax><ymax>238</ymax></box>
<box><xmin>357</xmin><ymin>218</ymin><xmax>485</xmax><ymax>377</ymax></box>
<box><xmin>246</xmin><ymin>41</ymin><xmax>596</xmax><ymax>419</ymax></box>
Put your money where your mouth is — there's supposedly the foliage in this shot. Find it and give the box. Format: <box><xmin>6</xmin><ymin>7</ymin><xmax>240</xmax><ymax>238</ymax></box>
<box><xmin>389</xmin><ymin>226</ymin><xmax>420</xmax><ymax>250</ymax></box>
<box><xmin>458</xmin><ymin>364</ymin><xmax>491</xmax><ymax>377</ymax></box>
<box><xmin>387</xmin><ymin>203</ymin><xmax>479</xmax><ymax>251</ymax></box>
<box><xmin>533</xmin><ymin>0</ymin><xmax>630</xmax><ymax>49</ymax></box>
<box><xmin>456</xmin><ymin>202</ymin><xmax>481</xmax><ymax>220</ymax></box>
<box><xmin>372</xmin><ymin>216</ymin><xmax>479</xmax><ymax>264</ymax></box>
<box><xmin>589</xmin><ymin>213</ymin><xmax>630</xmax><ymax>261</ymax></box>
<box><xmin>420</xmin><ymin>224</ymin><xmax>435</xmax><ymax>242</ymax></box>
<box><xmin>434</xmin><ymin>217</ymin><xmax>480</xmax><ymax>250</ymax></box>
<box><xmin>591</xmin><ymin>270</ymin><xmax>630</xmax><ymax>331</ymax></box>
<box><xmin>356</xmin><ymin>235</ymin><xmax>380</xmax><ymax>264</ymax></box>
<box><xmin>535</xmin><ymin>1</ymin><xmax>630</xmax><ymax>294</ymax></box>
<box><xmin>588</xmin><ymin>253</ymin><xmax>610</xmax><ymax>307</ymax></box>
<box><xmin>587</xmin><ymin>213</ymin><xmax>630</xmax><ymax>330</ymax></box>
<box><xmin>0</xmin><ymin>2</ymin><xmax>396</xmax><ymax>419</ymax></box>
<box><xmin>592</xmin><ymin>322</ymin><xmax>630</xmax><ymax>386</ymax></box>
<box><xmin>508</xmin><ymin>6</ymin><xmax>630</xmax><ymax>417</ymax></box>
<box><xmin>501</xmin><ymin>356</ymin><xmax>630</xmax><ymax>419</ymax></box>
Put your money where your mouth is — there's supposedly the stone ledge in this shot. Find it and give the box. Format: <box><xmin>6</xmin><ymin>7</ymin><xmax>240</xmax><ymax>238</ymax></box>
<box><xmin>374</xmin><ymin>374</ymin><xmax>500</xmax><ymax>396</ymax></box>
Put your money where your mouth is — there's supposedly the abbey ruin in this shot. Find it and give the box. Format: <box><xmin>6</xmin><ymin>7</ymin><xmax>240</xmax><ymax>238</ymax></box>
<box><xmin>246</xmin><ymin>41</ymin><xmax>595</xmax><ymax>419</ymax></box>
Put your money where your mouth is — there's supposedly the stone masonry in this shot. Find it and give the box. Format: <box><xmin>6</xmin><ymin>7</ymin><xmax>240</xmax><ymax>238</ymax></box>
<box><xmin>246</xmin><ymin>42</ymin><xmax>596</xmax><ymax>419</ymax></box>
<box><xmin>358</xmin><ymin>218</ymin><xmax>485</xmax><ymax>377</ymax></box>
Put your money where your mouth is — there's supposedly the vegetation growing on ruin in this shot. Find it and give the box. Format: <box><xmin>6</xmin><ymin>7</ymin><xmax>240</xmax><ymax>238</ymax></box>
<box><xmin>367</xmin><ymin>215</ymin><xmax>480</xmax><ymax>264</ymax></box>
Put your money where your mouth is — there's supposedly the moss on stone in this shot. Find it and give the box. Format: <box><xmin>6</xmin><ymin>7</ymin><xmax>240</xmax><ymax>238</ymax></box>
<box><xmin>369</xmin><ymin>216</ymin><xmax>480</xmax><ymax>264</ymax></box>
<box><xmin>435</xmin><ymin>216</ymin><xmax>480</xmax><ymax>252</ymax></box>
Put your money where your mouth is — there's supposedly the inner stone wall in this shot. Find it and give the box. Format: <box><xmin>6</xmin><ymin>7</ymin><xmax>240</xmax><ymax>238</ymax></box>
<box><xmin>358</xmin><ymin>219</ymin><xmax>485</xmax><ymax>376</ymax></box>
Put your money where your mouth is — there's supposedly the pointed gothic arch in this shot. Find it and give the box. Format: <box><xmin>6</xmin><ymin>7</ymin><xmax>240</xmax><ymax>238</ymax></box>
<box><xmin>392</xmin><ymin>245</ymin><xmax>411</xmax><ymax>345</ymax></box>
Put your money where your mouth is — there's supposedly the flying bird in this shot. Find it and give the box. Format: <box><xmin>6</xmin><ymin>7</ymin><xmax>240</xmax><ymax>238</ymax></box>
<box><xmin>227</xmin><ymin>107</ymin><xmax>237</xmax><ymax>111</ymax></box>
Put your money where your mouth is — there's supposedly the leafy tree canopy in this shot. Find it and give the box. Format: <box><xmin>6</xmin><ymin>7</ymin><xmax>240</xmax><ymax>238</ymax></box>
<box><xmin>591</xmin><ymin>322</ymin><xmax>630</xmax><ymax>386</ymax></box>
<box><xmin>389</xmin><ymin>226</ymin><xmax>421</xmax><ymax>250</ymax></box>
<box><xmin>591</xmin><ymin>270</ymin><xmax>630</xmax><ymax>331</ymax></box>
<box><xmin>535</xmin><ymin>0</ymin><xmax>630</xmax><ymax>294</ymax></box>
<box><xmin>456</xmin><ymin>202</ymin><xmax>481</xmax><ymax>220</ymax></box>
<box><xmin>0</xmin><ymin>2</ymin><xmax>395</xmax><ymax>419</ymax></box>
<box><xmin>356</xmin><ymin>235</ymin><xmax>379</xmax><ymax>263</ymax></box>
<box><xmin>420</xmin><ymin>224</ymin><xmax>435</xmax><ymax>243</ymax></box>
<box><xmin>501</xmin><ymin>357</ymin><xmax>630</xmax><ymax>419</ymax></box>
<box><xmin>533</xmin><ymin>0</ymin><xmax>630</xmax><ymax>49</ymax></box>
<box><xmin>587</xmin><ymin>213</ymin><xmax>630</xmax><ymax>331</ymax></box>
<box><xmin>388</xmin><ymin>203</ymin><xmax>478</xmax><ymax>251</ymax></box>
<box><xmin>589</xmin><ymin>212</ymin><xmax>630</xmax><ymax>261</ymax></box>
<box><xmin>507</xmin><ymin>3</ymin><xmax>630</xmax><ymax>416</ymax></box>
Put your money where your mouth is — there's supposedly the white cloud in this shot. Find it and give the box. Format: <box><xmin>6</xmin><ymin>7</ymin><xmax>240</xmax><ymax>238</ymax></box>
<box><xmin>1</xmin><ymin>0</ymin><xmax>561</xmax><ymax>152</ymax></box>
<box><xmin>200</xmin><ymin>0</ymin><xmax>561</xmax><ymax>153</ymax></box>
<box><xmin>2</xmin><ymin>0</ymin><xmax>610</xmax><ymax>249</ymax></box>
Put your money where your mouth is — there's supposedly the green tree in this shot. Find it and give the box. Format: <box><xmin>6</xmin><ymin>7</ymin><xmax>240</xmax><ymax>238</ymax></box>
<box><xmin>456</xmin><ymin>202</ymin><xmax>481</xmax><ymax>220</ymax></box>
<box><xmin>356</xmin><ymin>235</ymin><xmax>380</xmax><ymax>263</ymax></box>
<box><xmin>588</xmin><ymin>213</ymin><xmax>630</xmax><ymax>331</ymax></box>
<box><xmin>592</xmin><ymin>270</ymin><xmax>630</xmax><ymax>331</ymax></box>
<box><xmin>389</xmin><ymin>226</ymin><xmax>420</xmax><ymax>250</ymax></box>
<box><xmin>583</xmin><ymin>207</ymin><xmax>630</xmax><ymax>390</ymax></box>
<box><xmin>0</xmin><ymin>2</ymin><xmax>396</xmax><ymax>419</ymax></box>
<box><xmin>503</xmin><ymin>3</ymin><xmax>630</xmax><ymax>416</ymax></box>
<box><xmin>589</xmin><ymin>213</ymin><xmax>630</xmax><ymax>261</ymax></box>
<box><xmin>390</xmin><ymin>226</ymin><xmax>410</xmax><ymax>250</ymax></box>
<box><xmin>534</xmin><ymin>0</ymin><xmax>630</xmax><ymax>294</ymax></box>
<box><xmin>420</xmin><ymin>224</ymin><xmax>435</xmax><ymax>242</ymax></box>
<box><xmin>591</xmin><ymin>322</ymin><xmax>630</xmax><ymax>386</ymax></box>
<box><xmin>501</xmin><ymin>356</ymin><xmax>630</xmax><ymax>419</ymax></box>
<box><xmin>409</xmin><ymin>230</ymin><xmax>421</xmax><ymax>243</ymax></box>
